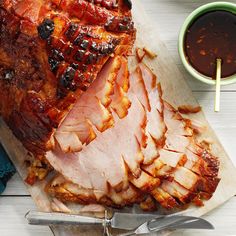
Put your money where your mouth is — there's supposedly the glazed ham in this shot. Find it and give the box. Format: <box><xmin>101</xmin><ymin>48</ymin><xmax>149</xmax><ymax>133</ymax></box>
<box><xmin>0</xmin><ymin>0</ymin><xmax>220</xmax><ymax>211</ymax></box>
<box><xmin>0</xmin><ymin>0</ymin><xmax>135</xmax><ymax>155</ymax></box>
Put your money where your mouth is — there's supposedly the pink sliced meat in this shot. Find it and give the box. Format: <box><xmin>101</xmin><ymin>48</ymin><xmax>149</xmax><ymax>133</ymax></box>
<box><xmin>161</xmin><ymin>180</ymin><xmax>196</xmax><ymax>204</ymax></box>
<box><xmin>130</xmin><ymin>170</ymin><xmax>160</xmax><ymax>192</ymax></box>
<box><xmin>46</xmin><ymin>149</ymin><xmax>93</xmax><ymax>190</ymax></box>
<box><xmin>46</xmin><ymin>93</ymin><xmax>147</xmax><ymax>198</ymax></box>
<box><xmin>90</xmin><ymin>57</ymin><xmax>122</xmax><ymax>107</ymax></box>
<box><xmin>54</xmin><ymin>131</ymin><xmax>83</xmax><ymax>153</ymax></box>
<box><xmin>164</xmin><ymin>134</ymin><xmax>190</xmax><ymax>153</ymax></box>
<box><xmin>163</xmin><ymin>102</ymin><xmax>193</xmax><ymax>137</ymax></box>
<box><xmin>159</xmin><ymin>150</ymin><xmax>186</xmax><ymax>168</ymax></box>
<box><xmin>53</xmin><ymin>57</ymin><xmax>124</xmax><ymax>152</ymax></box>
<box><xmin>138</xmin><ymin>63</ymin><xmax>157</xmax><ymax>93</ymax></box>
<box><xmin>64</xmin><ymin>94</ymin><xmax>113</xmax><ymax>132</ymax></box>
<box><xmin>45</xmin><ymin>61</ymin><xmax>220</xmax><ymax>211</ymax></box>
<box><xmin>79</xmin><ymin>204</ymin><xmax>105</xmax><ymax>214</ymax></box>
<box><xmin>171</xmin><ymin>166</ymin><xmax>201</xmax><ymax>191</ymax></box>
<box><xmin>138</xmin><ymin>63</ymin><xmax>162</xmax><ymax>113</ymax></box>
<box><xmin>111</xmin><ymin>94</ymin><xmax>146</xmax><ymax>176</ymax></box>
<box><xmin>130</xmin><ymin>63</ymin><xmax>166</xmax><ymax>164</ymax></box>
<box><xmin>143</xmin><ymin>150</ymin><xmax>185</xmax><ymax>178</ymax></box>
<box><xmin>61</xmin><ymin>119</ymin><xmax>97</xmax><ymax>145</ymax></box>
<box><xmin>141</xmin><ymin>135</ymin><xmax>159</xmax><ymax>165</ymax></box>
<box><xmin>130</xmin><ymin>67</ymin><xmax>151</xmax><ymax>111</ymax></box>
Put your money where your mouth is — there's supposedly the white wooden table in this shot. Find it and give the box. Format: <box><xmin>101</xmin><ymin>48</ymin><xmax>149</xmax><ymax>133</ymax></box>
<box><xmin>1</xmin><ymin>1</ymin><xmax>236</xmax><ymax>235</ymax></box>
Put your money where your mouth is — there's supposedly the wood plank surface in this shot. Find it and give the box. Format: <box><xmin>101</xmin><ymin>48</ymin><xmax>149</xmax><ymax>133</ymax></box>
<box><xmin>1</xmin><ymin>197</ymin><xmax>236</xmax><ymax>236</ymax></box>
<box><xmin>1</xmin><ymin>1</ymin><xmax>236</xmax><ymax>236</ymax></box>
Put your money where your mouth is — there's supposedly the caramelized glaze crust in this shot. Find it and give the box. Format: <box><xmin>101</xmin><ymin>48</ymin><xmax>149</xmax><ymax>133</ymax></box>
<box><xmin>0</xmin><ymin>0</ymin><xmax>135</xmax><ymax>155</ymax></box>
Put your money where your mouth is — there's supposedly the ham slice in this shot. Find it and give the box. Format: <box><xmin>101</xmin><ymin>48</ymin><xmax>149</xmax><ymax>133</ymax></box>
<box><xmin>116</xmin><ymin>56</ymin><xmax>130</xmax><ymax>93</ymax></box>
<box><xmin>164</xmin><ymin>102</ymin><xmax>193</xmax><ymax>137</ymax></box>
<box><xmin>130</xmin><ymin>64</ymin><xmax>166</xmax><ymax>165</ymax></box>
<box><xmin>161</xmin><ymin>180</ymin><xmax>196</xmax><ymax>204</ymax></box>
<box><xmin>151</xmin><ymin>187</ymin><xmax>178</xmax><ymax>209</ymax></box>
<box><xmin>110</xmin><ymin>82</ymin><xmax>131</xmax><ymax>119</ymax></box>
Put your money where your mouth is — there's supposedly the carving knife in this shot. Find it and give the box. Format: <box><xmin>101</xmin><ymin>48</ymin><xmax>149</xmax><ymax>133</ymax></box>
<box><xmin>26</xmin><ymin>211</ymin><xmax>214</xmax><ymax>232</ymax></box>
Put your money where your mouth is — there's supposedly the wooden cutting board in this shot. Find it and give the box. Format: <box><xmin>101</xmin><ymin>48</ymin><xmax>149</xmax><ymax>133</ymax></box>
<box><xmin>1</xmin><ymin>1</ymin><xmax>236</xmax><ymax>235</ymax></box>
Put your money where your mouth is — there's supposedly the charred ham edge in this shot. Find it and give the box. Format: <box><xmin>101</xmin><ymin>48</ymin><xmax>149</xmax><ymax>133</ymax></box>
<box><xmin>110</xmin><ymin>82</ymin><xmax>131</xmax><ymax>119</ymax></box>
<box><xmin>135</xmin><ymin>47</ymin><xmax>157</xmax><ymax>63</ymax></box>
<box><xmin>46</xmin><ymin>174</ymin><xmax>144</xmax><ymax>208</ymax></box>
<box><xmin>178</xmin><ymin>105</ymin><xmax>202</xmax><ymax>114</ymax></box>
<box><xmin>136</xmin><ymin>48</ymin><xmax>146</xmax><ymax>63</ymax></box>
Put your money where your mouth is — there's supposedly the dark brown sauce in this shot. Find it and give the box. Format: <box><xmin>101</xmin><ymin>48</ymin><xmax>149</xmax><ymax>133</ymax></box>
<box><xmin>184</xmin><ymin>10</ymin><xmax>236</xmax><ymax>78</ymax></box>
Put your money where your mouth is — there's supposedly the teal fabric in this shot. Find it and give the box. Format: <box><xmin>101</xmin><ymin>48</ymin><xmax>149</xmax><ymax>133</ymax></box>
<box><xmin>0</xmin><ymin>143</ymin><xmax>16</xmax><ymax>194</ymax></box>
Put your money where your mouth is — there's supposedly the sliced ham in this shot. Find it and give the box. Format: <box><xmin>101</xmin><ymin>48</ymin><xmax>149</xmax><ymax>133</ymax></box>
<box><xmin>130</xmin><ymin>67</ymin><xmax>151</xmax><ymax>111</ymax></box>
<box><xmin>45</xmin><ymin>61</ymin><xmax>220</xmax><ymax>211</ymax></box>
<box><xmin>164</xmin><ymin>134</ymin><xmax>190</xmax><ymax>153</ymax></box>
<box><xmin>151</xmin><ymin>187</ymin><xmax>178</xmax><ymax>209</ymax></box>
<box><xmin>46</xmin><ymin>149</ymin><xmax>93</xmax><ymax>190</ymax></box>
<box><xmin>91</xmin><ymin>57</ymin><xmax>121</xmax><ymax>107</ymax></box>
<box><xmin>116</xmin><ymin>56</ymin><xmax>130</xmax><ymax>93</ymax></box>
<box><xmin>46</xmin><ymin>91</ymin><xmax>147</xmax><ymax>199</ymax></box>
<box><xmin>141</xmin><ymin>135</ymin><xmax>159</xmax><ymax>165</ymax></box>
<box><xmin>164</xmin><ymin>102</ymin><xmax>193</xmax><ymax>137</ymax></box>
<box><xmin>161</xmin><ymin>180</ymin><xmax>196</xmax><ymax>204</ymax></box>
<box><xmin>137</xmin><ymin>64</ymin><xmax>166</xmax><ymax>164</ymax></box>
<box><xmin>138</xmin><ymin>63</ymin><xmax>162</xmax><ymax>113</ymax></box>
<box><xmin>171</xmin><ymin>166</ymin><xmax>201</xmax><ymax>191</ymax></box>
<box><xmin>110</xmin><ymin>82</ymin><xmax>131</xmax><ymax>119</ymax></box>
<box><xmin>159</xmin><ymin>150</ymin><xmax>186</xmax><ymax>168</ymax></box>
<box><xmin>54</xmin><ymin>131</ymin><xmax>83</xmax><ymax>153</ymax></box>
<box><xmin>61</xmin><ymin>119</ymin><xmax>97</xmax><ymax>145</ymax></box>
<box><xmin>79</xmin><ymin>204</ymin><xmax>106</xmax><ymax>214</ymax></box>
<box><xmin>54</xmin><ymin>57</ymin><xmax>123</xmax><ymax>152</ymax></box>
<box><xmin>130</xmin><ymin>170</ymin><xmax>160</xmax><ymax>192</ymax></box>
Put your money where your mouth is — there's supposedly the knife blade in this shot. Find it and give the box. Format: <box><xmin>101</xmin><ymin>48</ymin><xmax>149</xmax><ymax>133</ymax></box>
<box><xmin>118</xmin><ymin>215</ymin><xmax>214</xmax><ymax>236</ymax></box>
<box><xmin>25</xmin><ymin>211</ymin><xmax>160</xmax><ymax>231</ymax></box>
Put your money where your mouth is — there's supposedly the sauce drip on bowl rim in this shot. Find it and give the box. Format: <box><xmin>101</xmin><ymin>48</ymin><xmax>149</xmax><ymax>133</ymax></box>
<box><xmin>184</xmin><ymin>10</ymin><xmax>236</xmax><ymax>79</ymax></box>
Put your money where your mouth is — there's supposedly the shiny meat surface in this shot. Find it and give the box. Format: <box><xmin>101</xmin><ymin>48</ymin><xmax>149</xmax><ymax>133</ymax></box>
<box><xmin>0</xmin><ymin>0</ymin><xmax>135</xmax><ymax>155</ymax></box>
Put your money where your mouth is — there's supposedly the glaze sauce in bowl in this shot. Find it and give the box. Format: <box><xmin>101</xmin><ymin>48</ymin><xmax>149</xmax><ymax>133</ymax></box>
<box><xmin>184</xmin><ymin>10</ymin><xmax>236</xmax><ymax>79</ymax></box>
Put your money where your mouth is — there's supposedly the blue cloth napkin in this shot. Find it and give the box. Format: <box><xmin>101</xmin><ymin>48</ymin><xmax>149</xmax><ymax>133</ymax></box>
<box><xmin>0</xmin><ymin>143</ymin><xmax>16</xmax><ymax>194</ymax></box>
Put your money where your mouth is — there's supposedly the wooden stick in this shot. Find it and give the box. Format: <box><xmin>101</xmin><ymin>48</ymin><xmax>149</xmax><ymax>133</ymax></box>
<box><xmin>214</xmin><ymin>58</ymin><xmax>222</xmax><ymax>112</ymax></box>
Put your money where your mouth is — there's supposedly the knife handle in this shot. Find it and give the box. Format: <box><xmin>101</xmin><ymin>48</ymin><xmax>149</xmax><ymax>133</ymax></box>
<box><xmin>25</xmin><ymin>211</ymin><xmax>105</xmax><ymax>226</ymax></box>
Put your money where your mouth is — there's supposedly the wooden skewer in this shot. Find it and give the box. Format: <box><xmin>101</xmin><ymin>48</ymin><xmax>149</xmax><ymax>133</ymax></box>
<box><xmin>214</xmin><ymin>58</ymin><xmax>222</xmax><ymax>112</ymax></box>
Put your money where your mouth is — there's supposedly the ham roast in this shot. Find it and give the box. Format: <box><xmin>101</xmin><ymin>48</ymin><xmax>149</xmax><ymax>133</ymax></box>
<box><xmin>0</xmin><ymin>0</ymin><xmax>220</xmax><ymax>211</ymax></box>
